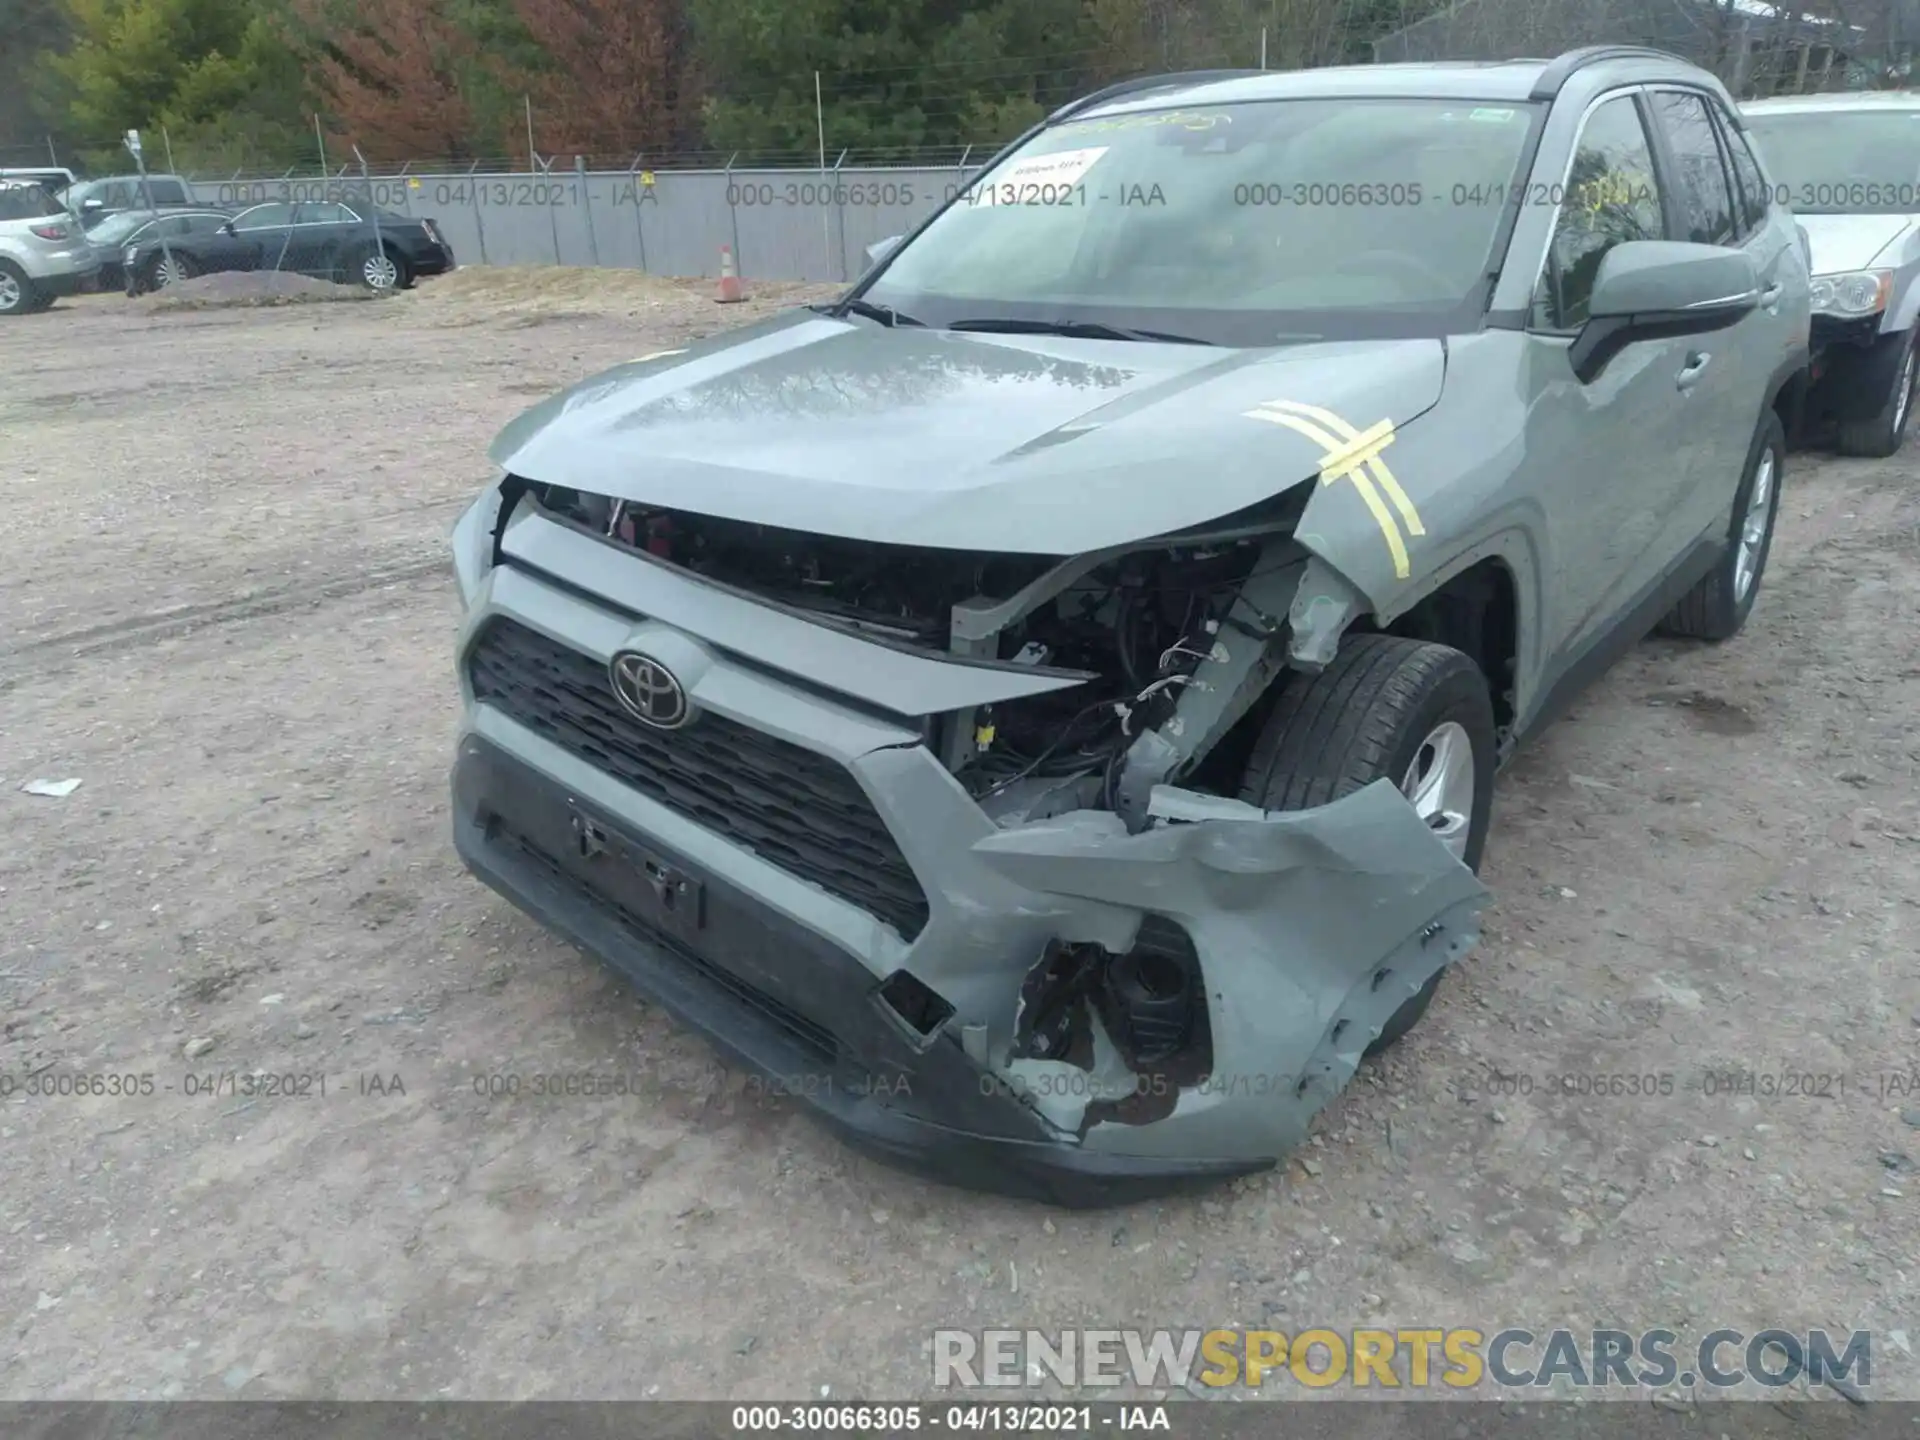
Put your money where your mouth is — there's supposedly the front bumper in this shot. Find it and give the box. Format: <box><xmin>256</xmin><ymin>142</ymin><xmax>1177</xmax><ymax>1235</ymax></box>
<box><xmin>448</xmin><ymin>495</ymin><xmax>1490</xmax><ymax>1204</ymax></box>
<box><xmin>454</xmin><ymin>735</ymin><xmax>1259</xmax><ymax>1206</ymax></box>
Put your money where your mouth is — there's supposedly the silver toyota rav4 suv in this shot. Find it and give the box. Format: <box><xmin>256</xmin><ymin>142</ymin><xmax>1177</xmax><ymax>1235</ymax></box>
<box><xmin>449</xmin><ymin>46</ymin><xmax>1810</xmax><ymax>1206</ymax></box>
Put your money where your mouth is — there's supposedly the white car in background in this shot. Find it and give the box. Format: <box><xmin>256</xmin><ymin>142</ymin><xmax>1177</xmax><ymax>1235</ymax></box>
<box><xmin>1743</xmin><ymin>92</ymin><xmax>1920</xmax><ymax>456</ymax></box>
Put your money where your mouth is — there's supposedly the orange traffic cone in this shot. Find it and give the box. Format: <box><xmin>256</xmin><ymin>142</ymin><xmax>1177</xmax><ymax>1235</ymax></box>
<box><xmin>716</xmin><ymin>245</ymin><xmax>745</xmax><ymax>303</ymax></box>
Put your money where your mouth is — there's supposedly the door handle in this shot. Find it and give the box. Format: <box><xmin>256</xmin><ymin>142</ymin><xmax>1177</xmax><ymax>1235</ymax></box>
<box><xmin>1677</xmin><ymin>351</ymin><xmax>1711</xmax><ymax>390</ymax></box>
<box><xmin>1760</xmin><ymin>283</ymin><xmax>1783</xmax><ymax>310</ymax></box>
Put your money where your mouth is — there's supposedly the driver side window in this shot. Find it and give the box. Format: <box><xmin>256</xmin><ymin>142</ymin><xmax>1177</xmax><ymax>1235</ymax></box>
<box><xmin>1533</xmin><ymin>96</ymin><xmax>1666</xmax><ymax>331</ymax></box>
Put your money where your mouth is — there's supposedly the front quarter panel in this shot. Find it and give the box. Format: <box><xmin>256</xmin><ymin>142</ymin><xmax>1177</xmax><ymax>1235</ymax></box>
<box><xmin>1879</xmin><ymin>222</ymin><xmax>1920</xmax><ymax>335</ymax></box>
<box><xmin>1291</xmin><ymin>329</ymin><xmax>1548</xmax><ymax>722</ymax></box>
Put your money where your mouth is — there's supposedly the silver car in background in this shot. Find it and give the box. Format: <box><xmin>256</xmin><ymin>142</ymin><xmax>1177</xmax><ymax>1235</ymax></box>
<box><xmin>1743</xmin><ymin>93</ymin><xmax>1920</xmax><ymax>455</ymax></box>
<box><xmin>0</xmin><ymin>181</ymin><xmax>99</xmax><ymax>316</ymax></box>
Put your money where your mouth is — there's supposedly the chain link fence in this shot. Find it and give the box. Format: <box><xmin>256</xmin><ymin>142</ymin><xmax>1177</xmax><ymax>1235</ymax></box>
<box><xmin>48</xmin><ymin>0</ymin><xmax>1914</xmax><ymax>285</ymax></box>
<box><xmin>175</xmin><ymin>157</ymin><xmax>986</xmax><ymax>283</ymax></box>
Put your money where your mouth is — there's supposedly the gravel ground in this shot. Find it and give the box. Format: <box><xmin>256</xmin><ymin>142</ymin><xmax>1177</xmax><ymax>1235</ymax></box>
<box><xmin>0</xmin><ymin>274</ymin><xmax>1915</xmax><ymax>1407</ymax></box>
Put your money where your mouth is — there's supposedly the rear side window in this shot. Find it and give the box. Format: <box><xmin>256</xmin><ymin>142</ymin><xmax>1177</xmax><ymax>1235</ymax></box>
<box><xmin>295</xmin><ymin>201</ymin><xmax>355</xmax><ymax>224</ymax></box>
<box><xmin>1652</xmin><ymin>91</ymin><xmax>1738</xmax><ymax>244</ymax></box>
<box><xmin>148</xmin><ymin>179</ymin><xmax>187</xmax><ymax>204</ymax></box>
<box><xmin>233</xmin><ymin>203</ymin><xmax>293</xmax><ymax>230</ymax></box>
<box><xmin>0</xmin><ymin>184</ymin><xmax>59</xmax><ymax>220</ymax></box>
<box><xmin>1718</xmin><ymin>112</ymin><xmax>1774</xmax><ymax>236</ymax></box>
<box><xmin>1535</xmin><ymin>95</ymin><xmax>1666</xmax><ymax>330</ymax></box>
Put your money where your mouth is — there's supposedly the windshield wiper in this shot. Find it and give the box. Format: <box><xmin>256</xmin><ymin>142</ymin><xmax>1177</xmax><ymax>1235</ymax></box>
<box><xmin>946</xmin><ymin>317</ymin><xmax>1214</xmax><ymax>346</ymax></box>
<box><xmin>817</xmin><ymin>297</ymin><xmax>925</xmax><ymax>327</ymax></box>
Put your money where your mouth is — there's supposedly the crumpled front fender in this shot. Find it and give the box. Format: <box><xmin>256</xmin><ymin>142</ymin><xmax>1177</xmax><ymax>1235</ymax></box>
<box><xmin>969</xmin><ymin>779</ymin><xmax>1489</xmax><ymax>1163</ymax></box>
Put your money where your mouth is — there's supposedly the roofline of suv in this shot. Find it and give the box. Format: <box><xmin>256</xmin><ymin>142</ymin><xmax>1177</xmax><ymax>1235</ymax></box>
<box><xmin>1526</xmin><ymin>44</ymin><xmax>1693</xmax><ymax>99</ymax></box>
<box><xmin>1045</xmin><ymin>46</ymin><xmax>1705</xmax><ymax>123</ymax></box>
<box><xmin>1047</xmin><ymin>70</ymin><xmax>1267</xmax><ymax>123</ymax></box>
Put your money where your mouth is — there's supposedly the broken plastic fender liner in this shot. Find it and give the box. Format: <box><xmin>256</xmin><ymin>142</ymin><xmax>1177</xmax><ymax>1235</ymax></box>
<box><xmin>970</xmin><ymin>780</ymin><xmax>1489</xmax><ymax>1163</ymax></box>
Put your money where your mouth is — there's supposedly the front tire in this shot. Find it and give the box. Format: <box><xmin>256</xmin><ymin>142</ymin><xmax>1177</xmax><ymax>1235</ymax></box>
<box><xmin>1657</xmin><ymin>411</ymin><xmax>1784</xmax><ymax>642</ymax></box>
<box><xmin>1237</xmin><ymin>633</ymin><xmax>1497</xmax><ymax>1054</ymax></box>
<box><xmin>1836</xmin><ymin>329</ymin><xmax>1917</xmax><ymax>458</ymax></box>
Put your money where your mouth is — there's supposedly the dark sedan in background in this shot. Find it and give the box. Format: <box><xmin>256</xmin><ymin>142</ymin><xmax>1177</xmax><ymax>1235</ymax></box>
<box><xmin>122</xmin><ymin>199</ymin><xmax>456</xmax><ymax>294</ymax></box>
<box><xmin>90</xmin><ymin>207</ymin><xmax>233</xmax><ymax>290</ymax></box>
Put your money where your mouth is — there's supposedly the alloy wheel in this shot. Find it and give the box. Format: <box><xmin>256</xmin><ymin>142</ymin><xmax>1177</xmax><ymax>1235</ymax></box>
<box><xmin>1895</xmin><ymin>345</ymin><xmax>1916</xmax><ymax>439</ymax></box>
<box><xmin>1733</xmin><ymin>448</ymin><xmax>1776</xmax><ymax>602</ymax></box>
<box><xmin>363</xmin><ymin>252</ymin><xmax>400</xmax><ymax>290</ymax></box>
<box><xmin>1400</xmin><ymin>720</ymin><xmax>1476</xmax><ymax>862</ymax></box>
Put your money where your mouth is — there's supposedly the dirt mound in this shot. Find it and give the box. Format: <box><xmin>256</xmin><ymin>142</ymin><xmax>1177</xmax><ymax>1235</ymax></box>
<box><xmin>420</xmin><ymin>265</ymin><xmax>688</xmax><ymax>307</ymax></box>
<box><xmin>139</xmin><ymin>271</ymin><xmax>376</xmax><ymax>310</ymax></box>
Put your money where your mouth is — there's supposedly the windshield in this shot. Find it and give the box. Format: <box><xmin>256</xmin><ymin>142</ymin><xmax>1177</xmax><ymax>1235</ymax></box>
<box><xmin>862</xmin><ymin>97</ymin><xmax>1542</xmax><ymax>345</ymax></box>
<box><xmin>1744</xmin><ymin>108</ymin><xmax>1920</xmax><ymax>213</ymax></box>
<box><xmin>86</xmin><ymin>210</ymin><xmax>156</xmax><ymax>243</ymax></box>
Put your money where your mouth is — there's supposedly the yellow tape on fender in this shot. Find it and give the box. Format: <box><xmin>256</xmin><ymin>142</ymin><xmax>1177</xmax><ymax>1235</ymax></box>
<box><xmin>1241</xmin><ymin>398</ymin><xmax>1425</xmax><ymax>580</ymax></box>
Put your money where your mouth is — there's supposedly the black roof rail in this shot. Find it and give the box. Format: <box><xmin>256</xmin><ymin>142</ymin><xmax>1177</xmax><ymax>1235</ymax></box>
<box><xmin>1529</xmin><ymin>45</ymin><xmax>1688</xmax><ymax>99</ymax></box>
<box><xmin>1049</xmin><ymin>69</ymin><xmax>1266</xmax><ymax>122</ymax></box>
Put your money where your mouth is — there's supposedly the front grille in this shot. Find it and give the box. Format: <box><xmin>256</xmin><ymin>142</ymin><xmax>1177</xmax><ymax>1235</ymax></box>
<box><xmin>468</xmin><ymin>618</ymin><xmax>931</xmax><ymax>939</ymax></box>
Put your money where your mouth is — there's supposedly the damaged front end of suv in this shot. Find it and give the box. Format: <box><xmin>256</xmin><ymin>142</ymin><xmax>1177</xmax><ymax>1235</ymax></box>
<box><xmin>449</xmin><ymin>349</ymin><xmax>1489</xmax><ymax>1204</ymax></box>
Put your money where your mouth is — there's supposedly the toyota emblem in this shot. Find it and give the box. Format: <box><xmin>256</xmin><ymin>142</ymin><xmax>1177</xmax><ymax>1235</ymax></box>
<box><xmin>609</xmin><ymin>651</ymin><xmax>689</xmax><ymax>729</ymax></box>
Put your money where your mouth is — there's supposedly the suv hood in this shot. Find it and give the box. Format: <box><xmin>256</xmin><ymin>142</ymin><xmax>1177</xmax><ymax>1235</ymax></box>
<box><xmin>490</xmin><ymin>310</ymin><xmax>1447</xmax><ymax>554</ymax></box>
<box><xmin>1798</xmin><ymin>212</ymin><xmax>1917</xmax><ymax>274</ymax></box>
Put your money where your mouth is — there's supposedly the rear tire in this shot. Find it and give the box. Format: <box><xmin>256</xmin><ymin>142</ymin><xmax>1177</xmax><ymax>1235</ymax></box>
<box><xmin>1237</xmin><ymin>633</ymin><xmax>1496</xmax><ymax>1054</ymax></box>
<box><xmin>1836</xmin><ymin>329</ymin><xmax>1917</xmax><ymax>458</ymax></box>
<box><xmin>0</xmin><ymin>260</ymin><xmax>44</xmax><ymax>316</ymax></box>
<box><xmin>357</xmin><ymin>245</ymin><xmax>405</xmax><ymax>292</ymax></box>
<box><xmin>1657</xmin><ymin>411</ymin><xmax>1784</xmax><ymax>642</ymax></box>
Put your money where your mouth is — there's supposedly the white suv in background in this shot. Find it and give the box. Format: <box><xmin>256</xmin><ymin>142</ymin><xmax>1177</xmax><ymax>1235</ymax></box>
<box><xmin>1743</xmin><ymin>93</ymin><xmax>1920</xmax><ymax>456</ymax></box>
<box><xmin>0</xmin><ymin>181</ymin><xmax>101</xmax><ymax>316</ymax></box>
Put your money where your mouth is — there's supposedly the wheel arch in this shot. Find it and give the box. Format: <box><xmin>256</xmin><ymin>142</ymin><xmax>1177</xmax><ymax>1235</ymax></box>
<box><xmin>1763</xmin><ymin>344</ymin><xmax>1812</xmax><ymax>448</ymax></box>
<box><xmin>1364</xmin><ymin>554</ymin><xmax>1523</xmax><ymax>748</ymax></box>
<box><xmin>1194</xmin><ymin>545</ymin><xmax>1530</xmax><ymax>794</ymax></box>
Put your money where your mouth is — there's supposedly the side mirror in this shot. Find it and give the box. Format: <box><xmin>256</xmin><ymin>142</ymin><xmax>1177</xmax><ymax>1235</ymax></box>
<box><xmin>1570</xmin><ymin>240</ymin><xmax>1760</xmax><ymax>383</ymax></box>
<box><xmin>81</xmin><ymin>198</ymin><xmax>103</xmax><ymax>212</ymax></box>
<box><xmin>865</xmin><ymin>234</ymin><xmax>904</xmax><ymax>267</ymax></box>
<box><xmin>220</xmin><ymin>220</ymin><xmax>236</xmax><ymax>235</ymax></box>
